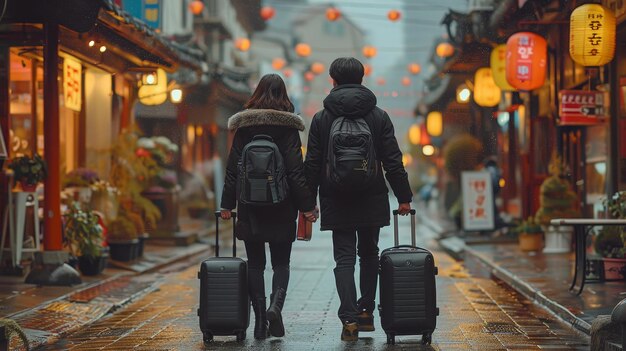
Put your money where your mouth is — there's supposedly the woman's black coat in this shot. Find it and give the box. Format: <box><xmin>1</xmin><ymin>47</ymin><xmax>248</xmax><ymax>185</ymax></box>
<box><xmin>304</xmin><ymin>84</ymin><xmax>413</xmax><ymax>231</ymax></box>
<box><xmin>221</xmin><ymin>109</ymin><xmax>315</xmax><ymax>243</ymax></box>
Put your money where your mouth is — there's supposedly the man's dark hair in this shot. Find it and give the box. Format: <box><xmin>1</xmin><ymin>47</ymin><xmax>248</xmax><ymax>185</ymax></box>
<box><xmin>329</xmin><ymin>57</ymin><xmax>364</xmax><ymax>85</ymax></box>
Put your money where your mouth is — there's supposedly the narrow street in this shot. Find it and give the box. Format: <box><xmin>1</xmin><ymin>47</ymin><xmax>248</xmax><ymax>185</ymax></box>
<box><xmin>40</xmin><ymin>218</ymin><xmax>589</xmax><ymax>351</ymax></box>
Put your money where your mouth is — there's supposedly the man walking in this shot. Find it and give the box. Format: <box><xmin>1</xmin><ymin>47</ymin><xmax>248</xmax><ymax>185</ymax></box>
<box><xmin>304</xmin><ymin>57</ymin><xmax>413</xmax><ymax>341</ymax></box>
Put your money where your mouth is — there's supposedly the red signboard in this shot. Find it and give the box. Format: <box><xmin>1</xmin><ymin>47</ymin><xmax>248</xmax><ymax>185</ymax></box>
<box><xmin>558</xmin><ymin>90</ymin><xmax>606</xmax><ymax>125</ymax></box>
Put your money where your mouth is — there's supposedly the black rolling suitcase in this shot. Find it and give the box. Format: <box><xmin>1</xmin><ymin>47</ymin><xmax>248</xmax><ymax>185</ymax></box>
<box><xmin>198</xmin><ymin>211</ymin><xmax>250</xmax><ymax>343</ymax></box>
<box><xmin>378</xmin><ymin>209</ymin><xmax>439</xmax><ymax>345</ymax></box>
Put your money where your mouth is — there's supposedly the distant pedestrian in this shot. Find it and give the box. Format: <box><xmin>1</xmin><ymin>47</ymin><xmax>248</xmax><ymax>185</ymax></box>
<box><xmin>220</xmin><ymin>74</ymin><xmax>317</xmax><ymax>340</ymax></box>
<box><xmin>304</xmin><ymin>57</ymin><xmax>413</xmax><ymax>341</ymax></box>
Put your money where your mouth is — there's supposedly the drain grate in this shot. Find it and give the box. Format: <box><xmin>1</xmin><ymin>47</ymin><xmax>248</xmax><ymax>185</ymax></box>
<box><xmin>483</xmin><ymin>322</ymin><xmax>522</xmax><ymax>335</ymax></box>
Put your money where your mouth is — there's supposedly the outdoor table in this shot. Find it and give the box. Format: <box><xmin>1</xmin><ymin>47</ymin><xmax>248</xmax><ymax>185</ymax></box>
<box><xmin>550</xmin><ymin>218</ymin><xmax>626</xmax><ymax>295</ymax></box>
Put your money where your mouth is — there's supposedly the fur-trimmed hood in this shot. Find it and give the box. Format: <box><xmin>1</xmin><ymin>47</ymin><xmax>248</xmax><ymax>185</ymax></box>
<box><xmin>228</xmin><ymin>109</ymin><xmax>305</xmax><ymax>131</ymax></box>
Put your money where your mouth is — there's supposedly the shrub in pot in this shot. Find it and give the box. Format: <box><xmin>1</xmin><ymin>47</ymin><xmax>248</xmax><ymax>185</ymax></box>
<box><xmin>63</xmin><ymin>203</ymin><xmax>108</xmax><ymax>276</ymax></box>
<box><xmin>516</xmin><ymin>217</ymin><xmax>544</xmax><ymax>252</ymax></box>
<box><xmin>535</xmin><ymin>155</ymin><xmax>579</xmax><ymax>253</ymax></box>
<box><xmin>107</xmin><ymin>216</ymin><xmax>139</xmax><ymax>262</ymax></box>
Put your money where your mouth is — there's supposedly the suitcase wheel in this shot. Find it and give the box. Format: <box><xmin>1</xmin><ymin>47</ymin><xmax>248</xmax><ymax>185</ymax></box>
<box><xmin>202</xmin><ymin>332</ymin><xmax>213</xmax><ymax>344</ymax></box>
<box><xmin>386</xmin><ymin>333</ymin><xmax>395</xmax><ymax>345</ymax></box>
<box><xmin>421</xmin><ymin>332</ymin><xmax>432</xmax><ymax>345</ymax></box>
<box><xmin>236</xmin><ymin>330</ymin><xmax>246</xmax><ymax>342</ymax></box>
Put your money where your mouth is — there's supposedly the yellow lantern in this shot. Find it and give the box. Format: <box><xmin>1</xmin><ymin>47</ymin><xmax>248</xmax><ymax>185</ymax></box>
<box><xmin>295</xmin><ymin>43</ymin><xmax>312</xmax><ymax>57</ymax></box>
<box><xmin>570</xmin><ymin>4</ymin><xmax>616</xmax><ymax>66</ymax></box>
<box><xmin>272</xmin><ymin>58</ymin><xmax>286</xmax><ymax>70</ymax></box>
<box><xmin>138</xmin><ymin>68</ymin><xmax>167</xmax><ymax>105</ymax></box>
<box><xmin>235</xmin><ymin>38</ymin><xmax>251</xmax><ymax>52</ymax></box>
<box><xmin>408</xmin><ymin>124</ymin><xmax>421</xmax><ymax>145</ymax></box>
<box><xmin>436</xmin><ymin>42</ymin><xmax>454</xmax><ymax>58</ymax></box>
<box><xmin>473</xmin><ymin>67</ymin><xmax>501</xmax><ymax>107</ymax></box>
<box><xmin>490</xmin><ymin>45</ymin><xmax>514</xmax><ymax>91</ymax></box>
<box><xmin>426</xmin><ymin>111</ymin><xmax>443</xmax><ymax>137</ymax></box>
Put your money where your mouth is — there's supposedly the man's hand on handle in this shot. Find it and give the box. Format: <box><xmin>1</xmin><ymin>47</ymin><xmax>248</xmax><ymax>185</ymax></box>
<box><xmin>397</xmin><ymin>203</ymin><xmax>411</xmax><ymax>216</ymax></box>
<box><xmin>220</xmin><ymin>209</ymin><xmax>232</xmax><ymax>220</ymax></box>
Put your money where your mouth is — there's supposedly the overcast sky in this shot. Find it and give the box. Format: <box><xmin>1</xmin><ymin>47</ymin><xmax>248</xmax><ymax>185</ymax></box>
<box><xmin>308</xmin><ymin>0</ymin><xmax>469</xmax><ymax>72</ymax></box>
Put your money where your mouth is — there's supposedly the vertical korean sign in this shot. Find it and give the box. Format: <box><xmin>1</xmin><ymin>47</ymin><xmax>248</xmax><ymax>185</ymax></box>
<box><xmin>63</xmin><ymin>56</ymin><xmax>82</xmax><ymax>112</ymax></box>
<box><xmin>461</xmin><ymin>171</ymin><xmax>495</xmax><ymax>231</ymax></box>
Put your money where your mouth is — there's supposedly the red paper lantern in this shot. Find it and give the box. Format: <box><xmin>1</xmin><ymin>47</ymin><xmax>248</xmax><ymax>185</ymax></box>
<box><xmin>304</xmin><ymin>71</ymin><xmax>315</xmax><ymax>81</ymax></box>
<box><xmin>387</xmin><ymin>9</ymin><xmax>401</xmax><ymax>22</ymax></box>
<box><xmin>401</xmin><ymin>77</ymin><xmax>411</xmax><ymax>86</ymax></box>
<box><xmin>311</xmin><ymin>62</ymin><xmax>325</xmax><ymax>75</ymax></box>
<box><xmin>362</xmin><ymin>45</ymin><xmax>377</xmax><ymax>58</ymax></box>
<box><xmin>260</xmin><ymin>6</ymin><xmax>275</xmax><ymax>21</ymax></box>
<box><xmin>295</xmin><ymin>43</ymin><xmax>312</xmax><ymax>57</ymax></box>
<box><xmin>272</xmin><ymin>58</ymin><xmax>286</xmax><ymax>70</ymax></box>
<box><xmin>189</xmin><ymin>0</ymin><xmax>204</xmax><ymax>15</ymax></box>
<box><xmin>235</xmin><ymin>38</ymin><xmax>251</xmax><ymax>52</ymax></box>
<box><xmin>505</xmin><ymin>32</ymin><xmax>547</xmax><ymax>91</ymax></box>
<box><xmin>376</xmin><ymin>77</ymin><xmax>386</xmax><ymax>86</ymax></box>
<box><xmin>407</xmin><ymin>63</ymin><xmax>421</xmax><ymax>75</ymax></box>
<box><xmin>364</xmin><ymin>64</ymin><xmax>373</xmax><ymax>76</ymax></box>
<box><xmin>283</xmin><ymin>68</ymin><xmax>293</xmax><ymax>78</ymax></box>
<box><xmin>326</xmin><ymin>7</ymin><xmax>341</xmax><ymax>21</ymax></box>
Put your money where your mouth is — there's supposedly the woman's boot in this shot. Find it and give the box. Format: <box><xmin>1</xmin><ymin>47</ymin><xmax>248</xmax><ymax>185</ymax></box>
<box><xmin>252</xmin><ymin>297</ymin><xmax>269</xmax><ymax>339</ymax></box>
<box><xmin>267</xmin><ymin>288</ymin><xmax>286</xmax><ymax>337</ymax></box>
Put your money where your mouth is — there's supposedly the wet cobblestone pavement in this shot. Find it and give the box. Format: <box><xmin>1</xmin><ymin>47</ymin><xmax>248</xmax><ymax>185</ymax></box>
<box><xmin>38</xmin><ymin>220</ymin><xmax>590</xmax><ymax>351</ymax></box>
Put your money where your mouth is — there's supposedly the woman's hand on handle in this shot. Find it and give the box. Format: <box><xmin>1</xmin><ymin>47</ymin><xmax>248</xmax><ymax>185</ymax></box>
<box><xmin>221</xmin><ymin>209</ymin><xmax>232</xmax><ymax>220</ymax></box>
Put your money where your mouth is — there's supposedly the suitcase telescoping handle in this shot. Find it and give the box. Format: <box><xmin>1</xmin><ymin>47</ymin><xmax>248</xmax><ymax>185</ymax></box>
<box><xmin>392</xmin><ymin>209</ymin><xmax>417</xmax><ymax>247</ymax></box>
<box><xmin>214</xmin><ymin>211</ymin><xmax>237</xmax><ymax>258</ymax></box>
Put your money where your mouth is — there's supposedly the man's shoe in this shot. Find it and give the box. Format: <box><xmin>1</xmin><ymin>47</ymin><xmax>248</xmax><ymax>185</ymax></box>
<box><xmin>341</xmin><ymin>322</ymin><xmax>359</xmax><ymax>341</ymax></box>
<box><xmin>357</xmin><ymin>311</ymin><xmax>375</xmax><ymax>332</ymax></box>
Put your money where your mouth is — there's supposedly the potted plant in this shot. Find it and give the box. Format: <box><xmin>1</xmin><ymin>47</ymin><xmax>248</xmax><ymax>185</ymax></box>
<box><xmin>535</xmin><ymin>154</ymin><xmax>580</xmax><ymax>253</ymax></box>
<box><xmin>63</xmin><ymin>203</ymin><xmax>108</xmax><ymax>276</ymax></box>
<box><xmin>516</xmin><ymin>216</ymin><xmax>544</xmax><ymax>252</ymax></box>
<box><xmin>7</xmin><ymin>154</ymin><xmax>47</xmax><ymax>192</ymax></box>
<box><xmin>63</xmin><ymin>168</ymin><xmax>100</xmax><ymax>204</ymax></box>
<box><xmin>106</xmin><ymin>216</ymin><xmax>139</xmax><ymax>262</ymax></box>
<box><xmin>597</xmin><ymin>191</ymin><xmax>626</xmax><ymax>281</ymax></box>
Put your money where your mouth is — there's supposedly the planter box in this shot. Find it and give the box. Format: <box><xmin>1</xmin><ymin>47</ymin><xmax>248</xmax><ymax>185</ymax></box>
<box><xmin>137</xmin><ymin>233</ymin><xmax>149</xmax><ymax>257</ymax></box>
<box><xmin>78</xmin><ymin>254</ymin><xmax>108</xmax><ymax>276</ymax></box>
<box><xmin>108</xmin><ymin>239</ymin><xmax>140</xmax><ymax>262</ymax></box>
<box><xmin>543</xmin><ymin>225</ymin><xmax>573</xmax><ymax>254</ymax></box>
<box><xmin>142</xmin><ymin>186</ymin><xmax>180</xmax><ymax>235</ymax></box>
<box><xmin>603</xmin><ymin>257</ymin><xmax>626</xmax><ymax>281</ymax></box>
<box><xmin>519</xmin><ymin>233</ymin><xmax>543</xmax><ymax>252</ymax></box>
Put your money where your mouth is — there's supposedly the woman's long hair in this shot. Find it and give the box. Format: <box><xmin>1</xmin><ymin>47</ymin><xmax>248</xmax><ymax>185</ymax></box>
<box><xmin>244</xmin><ymin>74</ymin><xmax>295</xmax><ymax>113</ymax></box>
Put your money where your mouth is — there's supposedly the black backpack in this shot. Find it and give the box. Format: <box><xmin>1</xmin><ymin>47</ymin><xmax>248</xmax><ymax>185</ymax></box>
<box><xmin>326</xmin><ymin>117</ymin><xmax>378</xmax><ymax>192</ymax></box>
<box><xmin>237</xmin><ymin>135</ymin><xmax>289</xmax><ymax>206</ymax></box>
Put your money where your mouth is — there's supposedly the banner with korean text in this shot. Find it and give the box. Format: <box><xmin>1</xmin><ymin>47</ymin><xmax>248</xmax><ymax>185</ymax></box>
<box><xmin>461</xmin><ymin>171</ymin><xmax>495</xmax><ymax>231</ymax></box>
<box><xmin>63</xmin><ymin>56</ymin><xmax>82</xmax><ymax>112</ymax></box>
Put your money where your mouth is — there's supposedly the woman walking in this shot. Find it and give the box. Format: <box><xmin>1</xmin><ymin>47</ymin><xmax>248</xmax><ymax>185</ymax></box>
<box><xmin>220</xmin><ymin>74</ymin><xmax>317</xmax><ymax>339</ymax></box>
